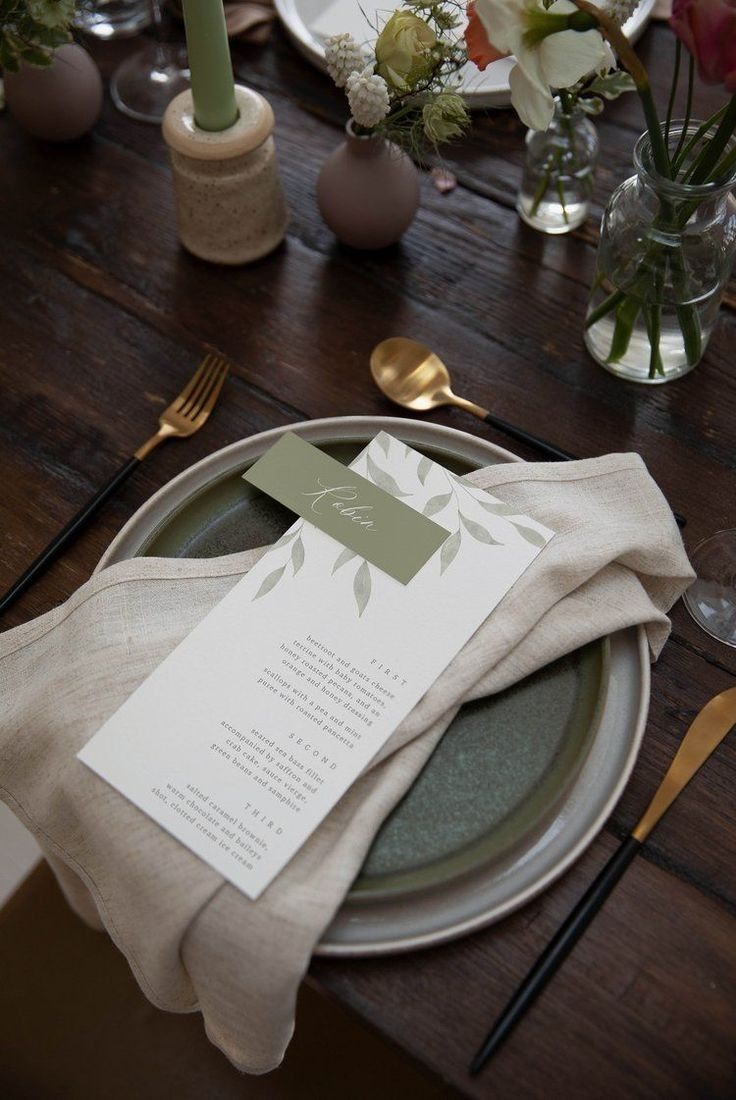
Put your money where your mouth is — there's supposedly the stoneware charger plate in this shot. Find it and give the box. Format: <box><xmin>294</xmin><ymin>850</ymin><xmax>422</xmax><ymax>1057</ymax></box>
<box><xmin>97</xmin><ymin>416</ymin><xmax>649</xmax><ymax>956</ymax></box>
<box><xmin>272</xmin><ymin>0</ymin><xmax>656</xmax><ymax>110</ymax></box>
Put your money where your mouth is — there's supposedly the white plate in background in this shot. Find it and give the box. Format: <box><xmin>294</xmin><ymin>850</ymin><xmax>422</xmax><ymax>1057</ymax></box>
<box><xmin>274</xmin><ymin>0</ymin><xmax>656</xmax><ymax>109</ymax></box>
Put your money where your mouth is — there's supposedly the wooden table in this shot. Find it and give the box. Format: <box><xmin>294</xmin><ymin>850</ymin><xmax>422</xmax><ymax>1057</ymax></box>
<box><xmin>1</xmin><ymin>18</ymin><xmax>735</xmax><ymax>1100</ymax></box>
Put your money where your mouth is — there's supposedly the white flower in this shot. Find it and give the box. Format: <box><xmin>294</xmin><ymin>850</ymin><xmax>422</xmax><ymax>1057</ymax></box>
<box><xmin>474</xmin><ymin>0</ymin><xmax>610</xmax><ymax>130</ymax></box>
<box><xmin>346</xmin><ymin>67</ymin><xmax>391</xmax><ymax>129</ymax></box>
<box><xmin>324</xmin><ymin>33</ymin><xmax>367</xmax><ymax>88</ymax></box>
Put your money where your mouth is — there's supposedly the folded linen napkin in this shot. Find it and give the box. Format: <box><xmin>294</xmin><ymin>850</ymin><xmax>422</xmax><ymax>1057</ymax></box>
<box><xmin>0</xmin><ymin>454</ymin><xmax>693</xmax><ymax>1073</ymax></box>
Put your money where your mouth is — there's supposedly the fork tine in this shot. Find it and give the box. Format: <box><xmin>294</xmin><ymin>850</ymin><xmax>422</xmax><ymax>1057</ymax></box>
<box><xmin>178</xmin><ymin>356</ymin><xmax>220</xmax><ymax>417</ymax></box>
<box><xmin>191</xmin><ymin>358</ymin><xmax>230</xmax><ymax>423</ymax></box>
<box><xmin>179</xmin><ymin>356</ymin><xmax>222</xmax><ymax>415</ymax></box>
<box><xmin>181</xmin><ymin>357</ymin><xmax>223</xmax><ymax>419</ymax></box>
<box><xmin>172</xmin><ymin>353</ymin><xmax>215</xmax><ymax>413</ymax></box>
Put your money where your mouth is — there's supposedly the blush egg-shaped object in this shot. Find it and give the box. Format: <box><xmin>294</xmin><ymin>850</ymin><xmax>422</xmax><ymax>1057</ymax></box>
<box><xmin>4</xmin><ymin>43</ymin><xmax>103</xmax><ymax>142</ymax></box>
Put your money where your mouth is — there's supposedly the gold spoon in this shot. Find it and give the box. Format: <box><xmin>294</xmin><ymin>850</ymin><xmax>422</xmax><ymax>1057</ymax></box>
<box><xmin>370</xmin><ymin>337</ymin><xmax>686</xmax><ymax>528</ymax></box>
<box><xmin>470</xmin><ymin>684</ymin><xmax>736</xmax><ymax>1074</ymax></box>
<box><xmin>370</xmin><ymin>336</ymin><xmax>576</xmax><ymax>462</ymax></box>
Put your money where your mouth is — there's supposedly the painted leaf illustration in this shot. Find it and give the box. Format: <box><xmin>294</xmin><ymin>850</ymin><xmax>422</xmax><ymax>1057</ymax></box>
<box><xmin>376</xmin><ymin>433</ymin><xmax>391</xmax><ymax>457</ymax></box>
<box><xmin>459</xmin><ymin>512</ymin><xmax>500</xmax><ymax>544</ymax></box>
<box><xmin>332</xmin><ymin>546</ymin><xmax>357</xmax><ymax>574</ymax></box>
<box><xmin>291</xmin><ymin>536</ymin><xmax>305</xmax><ymax>575</ymax></box>
<box><xmin>417</xmin><ymin>455</ymin><xmax>432</xmax><ymax>486</ymax></box>
<box><xmin>367</xmin><ymin>453</ymin><xmax>411</xmax><ymax>498</ymax></box>
<box><xmin>423</xmin><ymin>492</ymin><xmax>451</xmax><ymax>517</ymax></box>
<box><xmin>512</xmin><ymin>523</ymin><xmax>548</xmax><ymax>548</ymax></box>
<box><xmin>253</xmin><ymin>564</ymin><xmax>286</xmax><ymax>599</ymax></box>
<box><xmin>354</xmin><ymin>560</ymin><xmax>372</xmax><ymax>617</ymax></box>
<box><xmin>273</xmin><ymin>527</ymin><xmax>300</xmax><ymax>549</ymax></box>
<box><xmin>440</xmin><ymin>529</ymin><xmax>461</xmax><ymax>574</ymax></box>
<box><xmin>477</xmin><ymin>499</ymin><xmax>519</xmax><ymax>516</ymax></box>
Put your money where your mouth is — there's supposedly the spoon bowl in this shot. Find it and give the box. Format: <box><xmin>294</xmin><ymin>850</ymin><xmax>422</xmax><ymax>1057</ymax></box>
<box><xmin>369</xmin><ymin>336</ymin><xmax>685</xmax><ymax>527</ymax></box>
<box><xmin>370</xmin><ymin>337</ymin><xmax>464</xmax><ymax>413</ymax></box>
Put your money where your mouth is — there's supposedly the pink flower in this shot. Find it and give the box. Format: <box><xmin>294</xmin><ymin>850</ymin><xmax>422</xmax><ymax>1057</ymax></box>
<box><xmin>464</xmin><ymin>2</ymin><xmax>508</xmax><ymax>71</ymax></box>
<box><xmin>670</xmin><ymin>0</ymin><xmax>736</xmax><ymax>91</ymax></box>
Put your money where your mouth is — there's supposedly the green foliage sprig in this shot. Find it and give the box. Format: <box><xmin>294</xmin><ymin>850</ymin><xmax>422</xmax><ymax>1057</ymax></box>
<box><xmin>0</xmin><ymin>0</ymin><xmax>76</xmax><ymax>72</ymax></box>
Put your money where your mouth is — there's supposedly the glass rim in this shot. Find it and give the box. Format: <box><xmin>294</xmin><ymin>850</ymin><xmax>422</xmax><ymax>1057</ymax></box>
<box><xmin>634</xmin><ymin>120</ymin><xmax>736</xmax><ymax>199</ymax></box>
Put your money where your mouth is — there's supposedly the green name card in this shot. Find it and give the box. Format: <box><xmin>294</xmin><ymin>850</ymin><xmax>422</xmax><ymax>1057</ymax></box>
<box><xmin>242</xmin><ymin>433</ymin><xmax>450</xmax><ymax>584</ymax></box>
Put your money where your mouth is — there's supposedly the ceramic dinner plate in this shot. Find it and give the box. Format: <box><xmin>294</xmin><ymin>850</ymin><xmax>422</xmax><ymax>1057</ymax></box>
<box><xmin>273</xmin><ymin>0</ymin><xmax>656</xmax><ymax>110</ymax></box>
<box><xmin>97</xmin><ymin>417</ymin><xmax>648</xmax><ymax>956</ymax></box>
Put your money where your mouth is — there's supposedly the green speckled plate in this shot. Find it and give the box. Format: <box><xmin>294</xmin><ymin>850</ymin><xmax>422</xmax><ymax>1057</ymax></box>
<box><xmin>98</xmin><ymin>417</ymin><xmax>648</xmax><ymax>956</ymax></box>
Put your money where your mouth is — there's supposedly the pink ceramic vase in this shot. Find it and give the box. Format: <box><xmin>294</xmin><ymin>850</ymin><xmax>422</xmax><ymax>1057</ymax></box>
<box><xmin>317</xmin><ymin>121</ymin><xmax>420</xmax><ymax>249</ymax></box>
<box><xmin>4</xmin><ymin>43</ymin><xmax>103</xmax><ymax>142</ymax></box>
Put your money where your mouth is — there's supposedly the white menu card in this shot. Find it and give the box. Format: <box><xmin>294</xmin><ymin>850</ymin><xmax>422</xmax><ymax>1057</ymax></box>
<box><xmin>79</xmin><ymin>433</ymin><xmax>553</xmax><ymax>898</ymax></box>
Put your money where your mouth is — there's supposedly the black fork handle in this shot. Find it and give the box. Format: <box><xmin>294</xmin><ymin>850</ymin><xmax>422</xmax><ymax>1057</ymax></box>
<box><xmin>0</xmin><ymin>456</ymin><xmax>140</xmax><ymax>617</ymax></box>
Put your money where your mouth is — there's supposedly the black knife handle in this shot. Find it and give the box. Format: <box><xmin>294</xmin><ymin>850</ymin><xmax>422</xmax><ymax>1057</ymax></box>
<box><xmin>469</xmin><ymin>834</ymin><xmax>642</xmax><ymax>1075</ymax></box>
<box><xmin>483</xmin><ymin>413</ymin><xmax>685</xmax><ymax>528</ymax></box>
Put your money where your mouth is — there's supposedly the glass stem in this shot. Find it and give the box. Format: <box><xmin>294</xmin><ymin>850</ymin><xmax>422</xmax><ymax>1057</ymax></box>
<box><xmin>150</xmin><ymin>0</ymin><xmax>168</xmax><ymax>68</ymax></box>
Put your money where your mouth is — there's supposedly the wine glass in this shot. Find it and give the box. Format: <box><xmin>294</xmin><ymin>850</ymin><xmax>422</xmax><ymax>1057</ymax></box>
<box><xmin>683</xmin><ymin>530</ymin><xmax>736</xmax><ymax>647</ymax></box>
<box><xmin>75</xmin><ymin>0</ymin><xmax>151</xmax><ymax>39</ymax></box>
<box><xmin>110</xmin><ymin>0</ymin><xmax>190</xmax><ymax>123</ymax></box>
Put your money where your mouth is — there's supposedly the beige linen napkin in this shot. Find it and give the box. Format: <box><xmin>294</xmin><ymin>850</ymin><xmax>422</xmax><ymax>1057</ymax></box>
<box><xmin>0</xmin><ymin>454</ymin><xmax>692</xmax><ymax>1073</ymax></box>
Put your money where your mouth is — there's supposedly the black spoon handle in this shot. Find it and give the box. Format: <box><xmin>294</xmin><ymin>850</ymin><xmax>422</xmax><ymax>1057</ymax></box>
<box><xmin>483</xmin><ymin>411</ymin><xmax>576</xmax><ymax>462</ymax></box>
<box><xmin>482</xmin><ymin>412</ymin><xmax>686</xmax><ymax>528</ymax></box>
<box><xmin>0</xmin><ymin>456</ymin><xmax>140</xmax><ymax>617</ymax></box>
<box><xmin>469</xmin><ymin>834</ymin><xmax>642</xmax><ymax>1075</ymax></box>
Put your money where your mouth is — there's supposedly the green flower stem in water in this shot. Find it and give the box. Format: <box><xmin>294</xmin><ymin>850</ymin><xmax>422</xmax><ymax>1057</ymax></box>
<box><xmin>644</xmin><ymin>302</ymin><xmax>664</xmax><ymax>378</ymax></box>
<box><xmin>671</xmin><ymin>248</ymin><xmax>703</xmax><ymax>365</ymax></box>
<box><xmin>589</xmin><ymin>231</ymin><xmax>703</xmax><ymax>375</ymax></box>
<box><xmin>572</xmin><ymin>0</ymin><xmax>732</xmax><ymax>375</ymax></box>
<box><xmin>585</xmin><ymin>287</ymin><xmax>625</xmax><ymax>328</ymax></box>
<box><xmin>528</xmin><ymin>162</ymin><xmax>555</xmax><ymax>219</ymax></box>
<box><xmin>607</xmin><ymin>294</ymin><xmax>641</xmax><ymax>363</ymax></box>
<box><xmin>556</xmin><ymin>176</ymin><xmax>569</xmax><ymax>223</ymax></box>
<box><xmin>526</xmin><ymin>94</ymin><xmax>590</xmax><ymax>224</ymax></box>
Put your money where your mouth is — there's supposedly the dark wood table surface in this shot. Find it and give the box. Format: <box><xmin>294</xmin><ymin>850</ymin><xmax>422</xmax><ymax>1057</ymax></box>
<box><xmin>1</xmin><ymin>16</ymin><xmax>735</xmax><ymax>1100</ymax></box>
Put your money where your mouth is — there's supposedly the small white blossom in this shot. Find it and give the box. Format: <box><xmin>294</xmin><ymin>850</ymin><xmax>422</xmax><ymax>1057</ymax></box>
<box><xmin>346</xmin><ymin>67</ymin><xmax>391</xmax><ymax>129</ymax></box>
<box><xmin>602</xmin><ymin>0</ymin><xmax>641</xmax><ymax>26</ymax></box>
<box><xmin>324</xmin><ymin>33</ymin><xmax>367</xmax><ymax>88</ymax></box>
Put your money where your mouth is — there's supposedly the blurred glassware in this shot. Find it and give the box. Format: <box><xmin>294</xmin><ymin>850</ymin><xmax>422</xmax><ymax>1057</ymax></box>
<box><xmin>683</xmin><ymin>531</ymin><xmax>736</xmax><ymax>648</ymax></box>
<box><xmin>74</xmin><ymin>0</ymin><xmax>151</xmax><ymax>39</ymax></box>
<box><xmin>110</xmin><ymin>0</ymin><xmax>190</xmax><ymax>123</ymax></box>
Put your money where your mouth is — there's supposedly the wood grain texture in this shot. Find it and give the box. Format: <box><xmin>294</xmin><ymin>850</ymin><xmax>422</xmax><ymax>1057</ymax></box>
<box><xmin>0</xmin><ymin>19</ymin><xmax>734</xmax><ymax>1099</ymax></box>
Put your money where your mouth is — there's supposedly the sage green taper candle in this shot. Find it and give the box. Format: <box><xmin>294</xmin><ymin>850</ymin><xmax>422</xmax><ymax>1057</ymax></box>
<box><xmin>181</xmin><ymin>0</ymin><xmax>238</xmax><ymax>132</ymax></box>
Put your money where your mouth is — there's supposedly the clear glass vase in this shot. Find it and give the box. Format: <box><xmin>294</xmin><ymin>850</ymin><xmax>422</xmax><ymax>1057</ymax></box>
<box><xmin>516</xmin><ymin>98</ymin><xmax>599</xmax><ymax>234</ymax></box>
<box><xmin>585</xmin><ymin>123</ymin><xmax>736</xmax><ymax>384</ymax></box>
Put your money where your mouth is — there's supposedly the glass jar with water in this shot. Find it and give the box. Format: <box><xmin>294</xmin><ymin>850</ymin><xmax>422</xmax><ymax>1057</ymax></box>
<box><xmin>584</xmin><ymin>124</ymin><xmax>736</xmax><ymax>384</ymax></box>
<box><xmin>516</xmin><ymin>96</ymin><xmax>599</xmax><ymax>235</ymax></box>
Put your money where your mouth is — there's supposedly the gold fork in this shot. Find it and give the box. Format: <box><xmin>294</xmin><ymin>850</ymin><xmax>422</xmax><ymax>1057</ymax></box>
<box><xmin>0</xmin><ymin>354</ymin><xmax>230</xmax><ymax>616</ymax></box>
<box><xmin>134</xmin><ymin>354</ymin><xmax>230</xmax><ymax>460</ymax></box>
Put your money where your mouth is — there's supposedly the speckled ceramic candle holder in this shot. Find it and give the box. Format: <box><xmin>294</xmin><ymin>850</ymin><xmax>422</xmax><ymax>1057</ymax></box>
<box><xmin>162</xmin><ymin>85</ymin><xmax>288</xmax><ymax>265</ymax></box>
